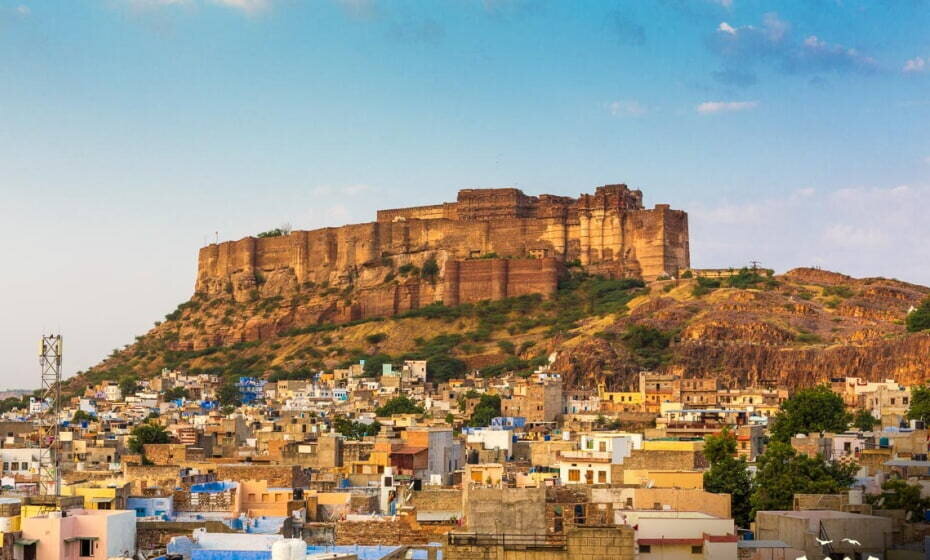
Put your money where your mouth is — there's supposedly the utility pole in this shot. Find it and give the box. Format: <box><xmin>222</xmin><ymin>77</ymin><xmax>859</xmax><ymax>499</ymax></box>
<box><xmin>38</xmin><ymin>335</ymin><xmax>62</xmax><ymax>496</ymax></box>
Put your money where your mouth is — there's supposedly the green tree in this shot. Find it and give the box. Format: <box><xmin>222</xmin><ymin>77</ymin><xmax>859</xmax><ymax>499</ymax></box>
<box><xmin>364</xmin><ymin>333</ymin><xmax>387</xmax><ymax>345</ymax></box>
<box><xmin>908</xmin><ymin>385</ymin><xmax>930</xmax><ymax>424</ymax></box>
<box><xmin>750</xmin><ymin>441</ymin><xmax>856</xmax><ymax>516</ymax></box>
<box><xmin>0</xmin><ymin>397</ymin><xmax>26</xmax><ymax>414</ymax></box>
<box><xmin>426</xmin><ymin>356</ymin><xmax>468</xmax><ymax>383</ymax></box>
<box><xmin>216</xmin><ymin>383</ymin><xmax>241</xmax><ymax>407</ymax></box>
<box><xmin>118</xmin><ymin>376</ymin><xmax>139</xmax><ymax>398</ymax></box>
<box><xmin>906</xmin><ymin>298</ymin><xmax>930</xmax><ymax>332</ymax></box>
<box><xmin>163</xmin><ymin>386</ymin><xmax>190</xmax><ymax>401</ymax></box>
<box><xmin>468</xmin><ymin>394</ymin><xmax>501</xmax><ymax>427</ymax></box>
<box><xmin>71</xmin><ymin>410</ymin><xmax>94</xmax><ymax>423</ymax></box>
<box><xmin>852</xmin><ymin>409</ymin><xmax>879</xmax><ymax>431</ymax></box>
<box><xmin>333</xmin><ymin>417</ymin><xmax>380</xmax><ymax>440</ymax></box>
<box><xmin>867</xmin><ymin>478</ymin><xmax>930</xmax><ymax>521</ymax></box>
<box><xmin>376</xmin><ymin>395</ymin><xmax>424</xmax><ymax>417</ymax></box>
<box><xmin>769</xmin><ymin>385</ymin><xmax>851</xmax><ymax>442</ymax></box>
<box><xmin>363</xmin><ymin>354</ymin><xmax>393</xmax><ymax>377</ymax></box>
<box><xmin>703</xmin><ymin>428</ymin><xmax>752</xmax><ymax>528</ymax></box>
<box><xmin>128</xmin><ymin>422</ymin><xmax>170</xmax><ymax>455</ymax></box>
<box><xmin>421</xmin><ymin>257</ymin><xmax>440</xmax><ymax>283</ymax></box>
<box><xmin>620</xmin><ymin>324</ymin><xmax>673</xmax><ymax>369</ymax></box>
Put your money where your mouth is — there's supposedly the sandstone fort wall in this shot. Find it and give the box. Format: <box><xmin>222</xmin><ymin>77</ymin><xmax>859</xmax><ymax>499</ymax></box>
<box><xmin>194</xmin><ymin>185</ymin><xmax>688</xmax><ymax>321</ymax></box>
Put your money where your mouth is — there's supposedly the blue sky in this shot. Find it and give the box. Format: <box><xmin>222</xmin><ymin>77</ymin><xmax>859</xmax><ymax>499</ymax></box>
<box><xmin>2</xmin><ymin>0</ymin><xmax>929</xmax><ymax>385</ymax></box>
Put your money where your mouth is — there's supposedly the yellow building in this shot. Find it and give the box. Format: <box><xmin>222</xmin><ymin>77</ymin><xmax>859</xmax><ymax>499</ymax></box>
<box><xmin>464</xmin><ymin>463</ymin><xmax>504</xmax><ymax>486</ymax></box>
<box><xmin>597</xmin><ymin>383</ymin><xmax>644</xmax><ymax>411</ymax></box>
<box><xmin>622</xmin><ymin>470</ymin><xmax>704</xmax><ymax>489</ymax></box>
<box><xmin>642</xmin><ymin>440</ymin><xmax>704</xmax><ymax>452</ymax></box>
<box><xmin>60</xmin><ymin>481</ymin><xmax>130</xmax><ymax>510</ymax></box>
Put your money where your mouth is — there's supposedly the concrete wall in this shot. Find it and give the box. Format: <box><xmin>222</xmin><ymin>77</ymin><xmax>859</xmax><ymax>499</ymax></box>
<box><xmin>105</xmin><ymin>510</ymin><xmax>137</xmax><ymax>558</ymax></box>
<box><xmin>443</xmin><ymin>526</ymin><xmax>635</xmax><ymax>560</ymax></box>
<box><xmin>463</xmin><ymin>487</ymin><xmax>546</xmax><ymax>534</ymax></box>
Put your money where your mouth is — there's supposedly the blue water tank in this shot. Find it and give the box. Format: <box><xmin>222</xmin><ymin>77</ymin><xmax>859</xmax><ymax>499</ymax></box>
<box><xmin>880</xmin><ymin>437</ymin><xmax>890</xmax><ymax>448</ymax></box>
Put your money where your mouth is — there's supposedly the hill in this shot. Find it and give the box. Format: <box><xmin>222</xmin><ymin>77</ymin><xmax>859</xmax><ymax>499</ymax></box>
<box><xmin>71</xmin><ymin>266</ymin><xmax>930</xmax><ymax>395</ymax></box>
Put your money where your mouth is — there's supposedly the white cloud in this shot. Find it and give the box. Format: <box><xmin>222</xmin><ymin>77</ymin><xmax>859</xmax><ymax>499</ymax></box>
<box><xmin>607</xmin><ymin>100</ymin><xmax>647</xmax><ymax>117</ymax></box>
<box><xmin>16</xmin><ymin>4</ymin><xmax>30</xmax><ymax>15</ymax></box>
<box><xmin>903</xmin><ymin>57</ymin><xmax>926</xmax><ymax>73</ymax></box>
<box><xmin>710</xmin><ymin>0</ymin><xmax>733</xmax><ymax>7</ymax></box>
<box><xmin>708</xmin><ymin>13</ymin><xmax>878</xmax><ymax>82</ymax></box>
<box><xmin>689</xmin><ymin>184</ymin><xmax>930</xmax><ymax>283</ymax></box>
<box><xmin>696</xmin><ymin>100</ymin><xmax>758</xmax><ymax>114</ymax></box>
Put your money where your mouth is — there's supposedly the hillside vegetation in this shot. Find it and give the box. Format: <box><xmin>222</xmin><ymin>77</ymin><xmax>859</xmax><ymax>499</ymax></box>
<box><xmin>72</xmin><ymin>267</ymin><xmax>930</xmax><ymax>395</ymax></box>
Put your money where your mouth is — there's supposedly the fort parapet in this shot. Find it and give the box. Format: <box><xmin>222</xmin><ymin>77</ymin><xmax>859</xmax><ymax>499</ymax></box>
<box><xmin>195</xmin><ymin>185</ymin><xmax>689</xmax><ymax>320</ymax></box>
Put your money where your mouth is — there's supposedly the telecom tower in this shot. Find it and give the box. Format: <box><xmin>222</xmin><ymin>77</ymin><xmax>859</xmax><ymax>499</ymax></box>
<box><xmin>38</xmin><ymin>335</ymin><xmax>62</xmax><ymax>496</ymax></box>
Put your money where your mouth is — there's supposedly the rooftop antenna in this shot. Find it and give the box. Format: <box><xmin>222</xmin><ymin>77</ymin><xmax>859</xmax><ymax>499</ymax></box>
<box><xmin>38</xmin><ymin>334</ymin><xmax>62</xmax><ymax>496</ymax></box>
<box><xmin>750</xmin><ymin>260</ymin><xmax>761</xmax><ymax>271</ymax></box>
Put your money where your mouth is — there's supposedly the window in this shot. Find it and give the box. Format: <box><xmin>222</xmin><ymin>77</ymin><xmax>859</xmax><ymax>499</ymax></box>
<box><xmin>568</xmin><ymin>469</ymin><xmax>580</xmax><ymax>482</ymax></box>
<box><xmin>79</xmin><ymin>539</ymin><xmax>94</xmax><ymax>557</ymax></box>
<box><xmin>597</xmin><ymin>471</ymin><xmax>607</xmax><ymax>483</ymax></box>
<box><xmin>691</xmin><ymin>545</ymin><xmax>703</xmax><ymax>554</ymax></box>
<box><xmin>639</xmin><ymin>545</ymin><xmax>651</xmax><ymax>553</ymax></box>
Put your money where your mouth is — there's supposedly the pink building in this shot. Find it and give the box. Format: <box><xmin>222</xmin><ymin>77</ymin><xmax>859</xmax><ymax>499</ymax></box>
<box><xmin>19</xmin><ymin>509</ymin><xmax>136</xmax><ymax>560</ymax></box>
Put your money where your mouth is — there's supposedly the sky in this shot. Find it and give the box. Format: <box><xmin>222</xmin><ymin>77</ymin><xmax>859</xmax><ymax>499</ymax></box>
<box><xmin>1</xmin><ymin>0</ymin><xmax>929</xmax><ymax>387</ymax></box>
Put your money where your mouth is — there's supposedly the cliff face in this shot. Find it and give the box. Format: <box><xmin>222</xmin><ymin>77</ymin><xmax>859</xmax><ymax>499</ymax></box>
<box><xmin>553</xmin><ymin>268</ymin><xmax>930</xmax><ymax>391</ymax></box>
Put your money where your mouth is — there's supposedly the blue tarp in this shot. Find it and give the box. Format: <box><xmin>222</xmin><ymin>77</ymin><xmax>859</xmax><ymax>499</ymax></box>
<box><xmin>191</xmin><ymin>481</ymin><xmax>236</xmax><ymax>493</ymax></box>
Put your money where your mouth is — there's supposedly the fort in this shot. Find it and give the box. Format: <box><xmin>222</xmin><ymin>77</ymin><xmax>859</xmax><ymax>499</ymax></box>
<box><xmin>195</xmin><ymin>184</ymin><xmax>689</xmax><ymax>322</ymax></box>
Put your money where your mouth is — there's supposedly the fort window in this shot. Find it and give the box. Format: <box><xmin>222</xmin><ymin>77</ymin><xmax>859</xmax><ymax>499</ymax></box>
<box><xmin>639</xmin><ymin>545</ymin><xmax>651</xmax><ymax>553</ymax></box>
<box><xmin>691</xmin><ymin>545</ymin><xmax>703</xmax><ymax>554</ymax></box>
<box><xmin>568</xmin><ymin>469</ymin><xmax>580</xmax><ymax>482</ymax></box>
<box><xmin>529</xmin><ymin>249</ymin><xmax>547</xmax><ymax>259</ymax></box>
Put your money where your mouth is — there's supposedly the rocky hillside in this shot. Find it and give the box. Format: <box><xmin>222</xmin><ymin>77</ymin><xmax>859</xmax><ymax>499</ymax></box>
<box><xmin>72</xmin><ymin>267</ymin><xmax>930</xmax><ymax>394</ymax></box>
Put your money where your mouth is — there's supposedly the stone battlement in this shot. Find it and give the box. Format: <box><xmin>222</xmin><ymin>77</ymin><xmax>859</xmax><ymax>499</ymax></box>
<box><xmin>194</xmin><ymin>185</ymin><xmax>689</xmax><ymax>319</ymax></box>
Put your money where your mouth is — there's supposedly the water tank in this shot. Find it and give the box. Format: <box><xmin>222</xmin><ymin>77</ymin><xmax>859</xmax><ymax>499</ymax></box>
<box><xmin>271</xmin><ymin>540</ymin><xmax>290</xmax><ymax>560</ymax></box>
<box><xmin>848</xmin><ymin>489</ymin><xmax>863</xmax><ymax>505</ymax></box>
<box><xmin>287</xmin><ymin>539</ymin><xmax>306</xmax><ymax>560</ymax></box>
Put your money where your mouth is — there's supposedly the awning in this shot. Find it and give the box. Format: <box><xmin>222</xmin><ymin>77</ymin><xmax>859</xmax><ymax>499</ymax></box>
<box><xmin>63</xmin><ymin>537</ymin><xmax>99</xmax><ymax>543</ymax></box>
<box><xmin>91</xmin><ymin>497</ymin><xmax>114</xmax><ymax>503</ymax></box>
<box><xmin>14</xmin><ymin>539</ymin><xmax>37</xmax><ymax>546</ymax></box>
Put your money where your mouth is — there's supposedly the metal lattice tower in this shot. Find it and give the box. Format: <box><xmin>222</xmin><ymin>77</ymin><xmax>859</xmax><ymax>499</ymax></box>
<box><xmin>38</xmin><ymin>334</ymin><xmax>62</xmax><ymax>496</ymax></box>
